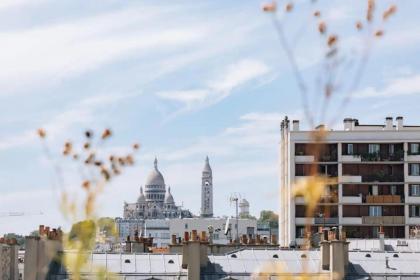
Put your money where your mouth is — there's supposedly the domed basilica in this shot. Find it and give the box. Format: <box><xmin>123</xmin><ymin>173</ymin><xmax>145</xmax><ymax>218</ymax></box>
<box><xmin>123</xmin><ymin>158</ymin><xmax>193</xmax><ymax>219</ymax></box>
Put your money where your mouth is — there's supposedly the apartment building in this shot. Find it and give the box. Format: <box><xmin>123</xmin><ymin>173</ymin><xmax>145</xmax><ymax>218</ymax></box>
<box><xmin>279</xmin><ymin>116</ymin><xmax>420</xmax><ymax>247</ymax></box>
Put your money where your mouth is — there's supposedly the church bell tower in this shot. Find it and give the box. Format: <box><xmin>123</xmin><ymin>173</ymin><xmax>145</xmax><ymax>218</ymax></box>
<box><xmin>201</xmin><ymin>156</ymin><xmax>213</xmax><ymax>217</ymax></box>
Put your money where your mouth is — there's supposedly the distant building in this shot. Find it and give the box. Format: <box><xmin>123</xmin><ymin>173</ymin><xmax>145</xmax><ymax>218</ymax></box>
<box><xmin>122</xmin><ymin>158</ymin><xmax>191</xmax><ymax>220</ymax></box>
<box><xmin>279</xmin><ymin>116</ymin><xmax>420</xmax><ymax>247</ymax></box>
<box><xmin>239</xmin><ymin>198</ymin><xmax>250</xmax><ymax>218</ymax></box>
<box><xmin>169</xmin><ymin>217</ymin><xmax>257</xmax><ymax>244</ymax></box>
<box><xmin>201</xmin><ymin>156</ymin><xmax>213</xmax><ymax>217</ymax></box>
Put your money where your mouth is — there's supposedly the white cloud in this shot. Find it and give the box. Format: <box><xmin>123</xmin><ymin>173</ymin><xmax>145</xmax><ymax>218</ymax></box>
<box><xmin>0</xmin><ymin>7</ymin><xmax>205</xmax><ymax>96</ymax></box>
<box><xmin>209</xmin><ymin>59</ymin><xmax>270</xmax><ymax>93</ymax></box>
<box><xmin>156</xmin><ymin>59</ymin><xmax>270</xmax><ymax>115</ymax></box>
<box><xmin>0</xmin><ymin>93</ymin><xmax>136</xmax><ymax>150</ymax></box>
<box><xmin>355</xmin><ymin>73</ymin><xmax>420</xmax><ymax>98</ymax></box>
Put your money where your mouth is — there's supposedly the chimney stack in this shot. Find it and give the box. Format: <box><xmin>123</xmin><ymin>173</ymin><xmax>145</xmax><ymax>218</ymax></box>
<box><xmin>379</xmin><ymin>225</ymin><xmax>385</xmax><ymax>251</ymax></box>
<box><xmin>292</xmin><ymin>120</ymin><xmax>300</xmax><ymax>131</ymax></box>
<box><xmin>385</xmin><ymin>117</ymin><xmax>393</xmax><ymax>130</ymax></box>
<box><xmin>396</xmin><ymin>116</ymin><xmax>404</xmax><ymax>130</ymax></box>
<box><xmin>343</xmin><ymin>118</ymin><xmax>353</xmax><ymax>131</ymax></box>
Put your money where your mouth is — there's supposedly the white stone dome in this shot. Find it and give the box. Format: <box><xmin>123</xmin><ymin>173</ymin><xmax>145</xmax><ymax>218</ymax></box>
<box><xmin>145</xmin><ymin>158</ymin><xmax>165</xmax><ymax>187</ymax></box>
<box><xmin>239</xmin><ymin>198</ymin><xmax>249</xmax><ymax>207</ymax></box>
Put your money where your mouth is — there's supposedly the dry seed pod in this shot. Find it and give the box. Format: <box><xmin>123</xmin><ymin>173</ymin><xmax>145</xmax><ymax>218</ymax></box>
<box><xmin>101</xmin><ymin>128</ymin><xmax>112</xmax><ymax>139</ymax></box>
<box><xmin>83</xmin><ymin>142</ymin><xmax>90</xmax><ymax>150</ymax></box>
<box><xmin>318</xmin><ymin>21</ymin><xmax>326</xmax><ymax>34</ymax></box>
<box><xmin>85</xmin><ymin>130</ymin><xmax>93</xmax><ymax>139</ymax></box>
<box><xmin>375</xmin><ymin>30</ymin><xmax>384</xmax><ymax>37</ymax></box>
<box><xmin>37</xmin><ymin>128</ymin><xmax>46</xmax><ymax>138</ymax></box>
<box><xmin>327</xmin><ymin>35</ymin><xmax>338</xmax><ymax>47</ymax></box>
<box><xmin>262</xmin><ymin>1</ymin><xmax>276</xmax><ymax>12</ymax></box>
<box><xmin>313</xmin><ymin>11</ymin><xmax>320</xmax><ymax>17</ymax></box>
<box><xmin>383</xmin><ymin>5</ymin><xmax>397</xmax><ymax>21</ymax></box>
<box><xmin>356</xmin><ymin>21</ymin><xmax>363</xmax><ymax>31</ymax></box>
<box><xmin>82</xmin><ymin>180</ymin><xmax>90</xmax><ymax>189</ymax></box>
<box><xmin>285</xmin><ymin>2</ymin><xmax>293</xmax><ymax>12</ymax></box>
<box><xmin>133</xmin><ymin>143</ymin><xmax>140</xmax><ymax>150</ymax></box>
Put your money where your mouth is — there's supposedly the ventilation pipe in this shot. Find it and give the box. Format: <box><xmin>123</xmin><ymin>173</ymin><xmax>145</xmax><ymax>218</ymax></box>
<box><xmin>385</xmin><ymin>117</ymin><xmax>393</xmax><ymax>130</ymax></box>
<box><xmin>292</xmin><ymin>120</ymin><xmax>300</xmax><ymax>131</ymax></box>
<box><xmin>396</xmin><ymin>116</ymin><xmax>404</xmax><ymax>130</ymax></box>
<box><xmin>343</xmin><ymin>118</ymin><xmax>353</xmax><ymax>131</ymax></box>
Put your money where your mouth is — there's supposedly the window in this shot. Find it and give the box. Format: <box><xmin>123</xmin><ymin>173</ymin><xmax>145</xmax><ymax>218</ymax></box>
<box><xmin>369</xmin><ymin>144</ymin><xmax>380</xmax><ymax>154</ymax></box>
<box><xmin>411</xmin><ymin>143</ymin><xmax>420</xmax><ymax>154</ymax></box>
<box><xmin>410</xmin><ymin>164</ymin><xmax>420</xmax><ymax>176</ymax></box>
<box><xmin>410</xmin><ymin>205</ymin><xmax>420</xmax><ymax>217</ymax></box>
<box><xmin>372</xmin><ymin>227</ymin><xmax>379</xmax><ymax>238</ymax></box>
<box><xmin>411</xmin><ymin>185</ymin><xmax>420</xmax><ymax>196</ymax></box>
<box><xmin>389</xmin><ymin>144</ymin><xmax>395</xmax><ymax>155</ymax></box>
<box><xmin>184</xmin><ymin>223</ymin><xmax>188</xmax><ymax>229</ymax></box>
<box><xmin>369</xmin><ymin>206</ymin><xmax>382</xmax><ymax>216</ymax></box>
<box><xmin>391</xmin><ymin>185</ymin><xmax>397</xmax><ymax>195</ymax></box>
<box><xmin>347</xmin><ymin>144</ymin><xmax>354</xmax><ymax>155</ymax></box>
<box><xmin>372</xmin><ymin>185</ymin><xmax>379</xmax><ymax>196</ymax></box>
<box><xmin>213</xmin><ymin>233</ymin><xmax>219</xmax><ymax>240</ymax></box>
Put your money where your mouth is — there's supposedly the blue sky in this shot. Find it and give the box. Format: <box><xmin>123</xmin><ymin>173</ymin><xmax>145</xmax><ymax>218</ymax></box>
<box><xmin>1</xmin><ymin>0</ymin><xmax>420</xmax><ymax>234</ymax></box>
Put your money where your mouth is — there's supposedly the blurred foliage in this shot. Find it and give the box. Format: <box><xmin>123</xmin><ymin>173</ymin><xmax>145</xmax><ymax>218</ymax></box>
<box><xmin>258</xmin><ymin>210</ymin><xmax>279</xmax><ymax>228</ymax></box>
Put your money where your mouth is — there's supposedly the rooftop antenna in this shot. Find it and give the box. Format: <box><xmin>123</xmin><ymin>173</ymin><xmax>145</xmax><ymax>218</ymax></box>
<box><xmin>230</xmin><ymin>193</ymin><xmax>241</xmax><ymax>244</ymax></box>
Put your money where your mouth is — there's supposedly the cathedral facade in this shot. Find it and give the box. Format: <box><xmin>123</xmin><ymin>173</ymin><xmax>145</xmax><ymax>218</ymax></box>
<box><xmin>123</xmin><ymin>158</ymin><xmax>192</xmax><ymax>219</ymax></box>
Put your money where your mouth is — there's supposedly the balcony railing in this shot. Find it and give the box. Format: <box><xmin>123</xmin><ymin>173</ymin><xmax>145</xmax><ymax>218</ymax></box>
<box><xmin>314</xmin><ymin>217</ymin><xmax>339</xmax><ymax>224</ymax></box>
<box><xmin>319</xmin><ymin>195</ymin><xmax>339</xmax><ymax>203</ymax></box>
<box><xmin>362</xmin><ymin>174</ymin><xmax>404</xmax><ymax>182</ymax></box>
<box><xmin>365</xmin><ymin>195</ymin><xmax>402</xmax><ymax>203</ymax></box>
<box><xmin>359</xmin><ymin>151</ymin><xmax>404</xmax><ymax>162</ymax></box>
<box><xmin>362</xmin><ymin>216</ymin><xmax>405</xmax><ymax>225</ymax></box>
<box><xmin>318</xmin><ymin>154</ymin><xmax>338</xmax><ymax>162</ymax></box>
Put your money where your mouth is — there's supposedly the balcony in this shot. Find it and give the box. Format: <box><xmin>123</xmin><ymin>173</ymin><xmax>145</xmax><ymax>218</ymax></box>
<box><xmin>359</xmin><ymin>151</ymin><xmax>404</xmax><ymax>162</ymax></box>
<box><xmin>365</xmin><ymin>195</ymin><xmax>402</xmax><ymax>204</ymax></box>
<box><xmin>407</xmin><ymin>175</ymin><xmax>420</xmax><ymax>183</ymax></box>
<box><xmin>341</xmin><ymin>155</ymin><xmax>361</xmax><ymax>163</ymax></box>
<box><xmin>314</xmin><ymin>217</ymin><xmax>339</xmax><ymax>224</ymax></box>
<box><xmin>341</xmin><ymin>217</ymin><xmax>362</xmax><ymax>225</ymax></box>
<box><xmin>295</xmin><ymin>217</ymin><xmax>314</xmax><ymax>225</ymax></box>
<box><xmin>341</xmin><ymin>196</ymin><xmax>362</xmax><ymax>204</ymax></box>
<box><xmin>362</xmin><ymin>174</ymin><xmax>404</xmax><ymax>183</ymax></box>
<box><xmin>362</xmin><ymin>216</ymin><xmax>405</xmax><ymax>225</ymax></box>
<box><xmin>340</xmin><ymin>175</ymin><xmax>362</xmax><ymax>183</ymax></box>
<box><xmin>406</xmin><ymin>196</ymin><xmax>420</xmax><ymax>204</ymax></box>
<box><xmin>407</xmin><ymin>154</ymin><xmax>420</xmax><ymax>162</ymax></box>
<box><xmin>407</xmin><ymin>217</ymin><xmax>420</xmax><ymax>224</ymax></box>
<box><xmin>295</xmin><ymin>155</ymin><xmax>315</xmax><ymax>163</ymax></box>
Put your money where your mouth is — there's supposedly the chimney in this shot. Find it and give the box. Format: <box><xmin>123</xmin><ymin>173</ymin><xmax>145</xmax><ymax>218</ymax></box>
<box><xmin>171</xmin><ymin>235</ymin><xmax>177</xmax><ymax>245</ymax></box>
<box><xmin>182</xmin><ymin>231</ymin><xmax>209</xmax><ymax>280</ymax></box>
<box><xmin>292</xmin><ymin>120</ymin><xmax>300</xmax><ymax>131</ymax></box>
<box><xmin>385</xmin><ymin>117</ymin><xmax>393</xmax><ymax>130</ymax></box>
<box><xmin>379</xmin><ymin>225</ymin><xmax>385</xmax><ymax>251</ymax></box>
<box><xmin>396</xmin><ymin>116</ymin><xmax>404</xmax><ymax>130</ymax></box>
<box><xmin>343</xmin><ymin>118</ymin><xmax>353</xmax><ymax>131</ymax></box>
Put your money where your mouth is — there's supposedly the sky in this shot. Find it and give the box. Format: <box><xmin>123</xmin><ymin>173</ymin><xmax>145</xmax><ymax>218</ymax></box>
<box><xmin>1</xmin><ymin>0</ymin><xmax>420</xmax><ymax>235</ymax></box>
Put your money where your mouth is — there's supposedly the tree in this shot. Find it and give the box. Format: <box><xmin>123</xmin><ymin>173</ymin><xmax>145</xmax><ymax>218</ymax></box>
<box><xmin>258</xmin><ymin>210</ymin><xmax>278</xmax><ymax>229</ymax></box>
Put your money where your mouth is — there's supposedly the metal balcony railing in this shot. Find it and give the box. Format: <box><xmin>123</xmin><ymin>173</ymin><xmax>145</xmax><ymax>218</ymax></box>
<box><xmin>314</xmin><ymin>217</ymin><xmax>339</xmax><ymax>224</ymax></box>
<box><xmin>365</xmin><ymin>195</ymin><xmax>402</xmax><ymax>203</ymax></box>
<box><xmin>362</xmin><ymin>216</ymin><xmax>405</xmax><ymax>225</ymax></box>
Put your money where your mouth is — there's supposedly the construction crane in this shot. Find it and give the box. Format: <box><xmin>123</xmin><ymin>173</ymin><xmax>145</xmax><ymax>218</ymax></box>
<box><xmin>0</xmin><ymin>211</ymin><xmax>44</xmax><ymax>218</ymax></box>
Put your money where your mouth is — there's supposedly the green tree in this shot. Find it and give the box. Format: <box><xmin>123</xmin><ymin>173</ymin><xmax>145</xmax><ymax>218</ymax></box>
<box><xmin>258</xmin><ymin>210</ymin><xmax>278</xmax><ymax>229</ymax></box>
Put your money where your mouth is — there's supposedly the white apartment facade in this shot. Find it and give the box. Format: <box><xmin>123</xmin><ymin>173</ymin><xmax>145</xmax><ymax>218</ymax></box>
<box><xmin>279</xmin><ymin>116</ymin><xmax>420</xmax><ymax>247</ymax></box>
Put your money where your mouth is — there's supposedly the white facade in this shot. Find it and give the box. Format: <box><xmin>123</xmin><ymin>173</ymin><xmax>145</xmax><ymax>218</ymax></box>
<box><xmin>279</xmin><ymin>116</ymin><xmax>420</xmax><ymax>247</ymax></box>
<box><xmin>201</xmin><ymin>156</ymin><xmax>213</xmax><ymax>217</ymax></box>
<box><xmin>169</xmin><ymin>218</ymin><xmax>257</xmax><ymax>244</ymax></box>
